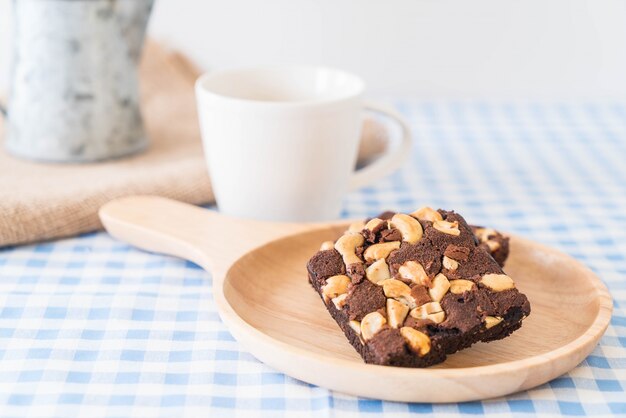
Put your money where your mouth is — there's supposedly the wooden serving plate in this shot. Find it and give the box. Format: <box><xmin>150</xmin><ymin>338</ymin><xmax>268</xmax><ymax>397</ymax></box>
<box><xmin>99</xmin><ymin>196</ymin><xmax>612</xmax><ymax>403</ymax></box>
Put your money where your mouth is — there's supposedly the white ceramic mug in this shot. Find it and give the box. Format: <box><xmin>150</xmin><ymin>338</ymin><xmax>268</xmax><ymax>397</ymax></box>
<box><xmin>195</xmin><ymin>66</ymin><xmax>411</xmax><ymax>222</ymax></box>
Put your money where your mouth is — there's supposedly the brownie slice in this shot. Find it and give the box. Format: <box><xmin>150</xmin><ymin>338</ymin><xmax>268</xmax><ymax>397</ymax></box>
<box><xmin>370</xmin><ymin>211</ymin><xmax>510</xmax><ymax>267</ymax></box>
<box><xmin>471</xmin><ymin>225</ymin><xmax>510</xmax><ymax>267</ymax></box>
<box><xmin>307</xmin><ymin>207</ymin><xmax>530</xmax><ymax>368</ymax></box>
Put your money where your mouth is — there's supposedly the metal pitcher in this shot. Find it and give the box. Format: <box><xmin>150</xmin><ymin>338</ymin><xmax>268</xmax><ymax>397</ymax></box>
<box><xmin>1</xmin><ymin>0</ymin><xmax>154</xmax><ymax>162</ymax></box>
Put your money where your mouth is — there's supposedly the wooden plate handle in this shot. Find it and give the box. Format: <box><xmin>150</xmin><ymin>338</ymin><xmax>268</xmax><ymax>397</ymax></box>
<box><xmin>99</xmin><ymin>195</ymin><xmax>308</xmax><ymax>278</ymax></box>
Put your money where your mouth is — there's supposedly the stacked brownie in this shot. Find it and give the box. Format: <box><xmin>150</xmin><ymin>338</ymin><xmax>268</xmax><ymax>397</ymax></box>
<box><xmin>307</xmin><ymin>207</ymin><xmax>530</xmax><ymax>368</ymax></box>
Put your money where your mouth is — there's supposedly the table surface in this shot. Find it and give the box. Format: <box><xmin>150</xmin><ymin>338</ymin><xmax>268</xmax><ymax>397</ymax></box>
<box><xmin>1</xmin><ymin>100</ymin><xmax>625</xmax><ymax>417</ymax></box>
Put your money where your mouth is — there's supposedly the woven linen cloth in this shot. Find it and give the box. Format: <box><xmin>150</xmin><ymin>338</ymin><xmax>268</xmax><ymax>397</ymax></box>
<box><xmin>0</xmin><ymin>42</ymin><xmax>388</xmax><ymax>248</ymax></box>
<box><xmin>0</xmin><ymin>100</ymin><xmax>624</xmax><ymax>417</ymax></box>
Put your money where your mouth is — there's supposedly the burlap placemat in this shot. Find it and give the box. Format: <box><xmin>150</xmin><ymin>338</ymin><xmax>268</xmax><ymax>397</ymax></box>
<box><xmin>0</xmin><ymin>42</ymin><xmax>388</xmax><ymax>248</ymax></box>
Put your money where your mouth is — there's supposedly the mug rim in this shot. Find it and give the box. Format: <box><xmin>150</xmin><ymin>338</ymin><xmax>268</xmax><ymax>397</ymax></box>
<box><xmin>195</xmin><ymin>65</ymin><xmax>365</xmax><ymax>108</ymax></box>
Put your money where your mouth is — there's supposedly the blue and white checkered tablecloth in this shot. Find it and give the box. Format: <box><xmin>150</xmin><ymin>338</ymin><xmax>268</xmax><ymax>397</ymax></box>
<box><xmin>0</xmin><ymin>101</ymin><xmax>625</xmax><ymax>417</ymax></box>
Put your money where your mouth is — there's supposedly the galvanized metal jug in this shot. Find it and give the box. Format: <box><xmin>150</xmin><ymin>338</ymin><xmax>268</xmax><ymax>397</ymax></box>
<box><xmin>2</xmin><ymin>0</ymin><xmax>154</xmax><ymax>162</ymax></box>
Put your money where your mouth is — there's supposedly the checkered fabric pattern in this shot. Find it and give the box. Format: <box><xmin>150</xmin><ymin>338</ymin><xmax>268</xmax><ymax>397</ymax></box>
<box><xmin>0</xmin><ymin>101</ymin><xmax>625</xmax><ymax>417</ymax></box>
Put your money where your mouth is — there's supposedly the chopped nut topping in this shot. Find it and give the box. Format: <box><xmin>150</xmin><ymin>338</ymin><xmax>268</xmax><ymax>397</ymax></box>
<box><xmin>389</xmin><ymin>214</ymin><xmax>423</xmax><ymax>244</ymax></box>
<box><xmin>428</xmin><ymin>273</ymin><xmax>450</xmax><ymax>302</ymax></box>
<box><xmin>335</xmin><ymin>233</ymin><xmax>365</xmax><ymax>265</ymax></box>
<box><xmin>332</xmin><ymin>294</ymin><xmax>348</xmax><ymax>310</ymax></box>
<box><xmin>365</xmin><ymin>258</ymin><xmax>391</xmax><ymax>284</ymax></box>
<box><xmin>386</xmin><ymin>299</ymin><xmax>409</xmax><ymax>328</ymax></box>
<box><xmin>361</xmin><ymin>311</ymin><xmax>387</xmax><ymax>341</ymax></box>
<box><xmin>400</xmin><ymin>327</ymin><xmax>431</xmax><ymax>356</ymax></box>
<box><xmin>485</xmin><ymin>316</ymin><xmax>503</xmax><ymax>329</ymax></box>
<box><xmin>363</xmin><ymin>241</ymin><xmax>401</xmax><ymax>262</ymax></box>
<box><xmin>411</xmin><ymin>301</ymin><xmax>442</xmax><ymax>316</ymax></box>
<box><xmin>398</xmin><ymin>260</ymin><xmax>430</xmax><ymax>286</ymax></box>
<box><xmin>433</xmin><ymin>220</ymin><xmax>461</xmax><ymax>236</ymax></box>
<box><xmin>347</xmin><ymin>220</ymin><xmax>365</xmax><ymax>234</ymax></box>
<box><xmin>449</xmin><ymin>279</ymin><xmax>475</xmax><ymax>294</ymax></box>
<box><xmin>364</xmin><ymin>218</ymin><xmax>384</xmax><ymax>231</ymax></box>
<box><xmin>320</xmin><ymin>241</ymin><xmax>335</xmax><ymax>251</ymax></box>
<box><xmin>321</xmin><ymin>275</ymin><xmax>351</xmax><ymax>303</ymax></box>
<box><xmin>380</xmin><ymin>279</ymin><xmax>416</xmax><ymax>308</ymax></box>
<box><xmin>428</xmin><ymin>311</ymin><xmax>445</xmax><ymax>324</ymax></box>
<box><xmin>410</xmin><ymin>207</ymin><xmax>443</xmax><ymax>222</ymax></box>
<box><xmin>485</xmin><ymin>240</ymin><xmax>501</xmax><ymax>251</ymax></box>
<box><xmin>480</xmin><ymin>273</ymin><xmax>515</xmax><ymax>292</ymax></box>
<box><xmin>475</xmin><ymin>227</ymin><xmax>497</xmax><ymax>242</ymax></box>
<box><xmin>381</xmin><ymin>279</ymin><xmax>411</xmax><ymax>298</ymax></box>
<box><xmin>410</xmin><ymin>301</ymin><xmax>445</xmax><ymax>324</ymax></box>
<box><xmin>348</xmin><ymin>320</ymin><xmax>361</xmax><ymax>335</ymax></box>
<box><xmin>310</xmin><ymin>211</ymin><xmax>529</xmax><ymax>364</ymax></box>
<box><xmin>442</xmin><ymin>255</ymin><xmax>459</xmax><ymax>271</ymax></box>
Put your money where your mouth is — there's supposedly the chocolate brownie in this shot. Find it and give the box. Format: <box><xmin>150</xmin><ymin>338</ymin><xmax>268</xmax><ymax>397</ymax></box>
<box><xmin>471</xmin><ymin>225</ymin><xmax>510</xmax><ymax>266</ymax></box>
<box><xmin>307</xmin><ymin>207</ymin><xmax>530</xmax><ymax>368</ymax></box>
<box><xmin>369</xmin><ymin>211</ymin><xmax>510</xmax><ymax>267</ymax></box>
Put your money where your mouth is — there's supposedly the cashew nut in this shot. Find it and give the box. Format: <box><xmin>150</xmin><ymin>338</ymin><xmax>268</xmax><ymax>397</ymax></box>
<box><xmin>380</xmin><ymin>279</ymin><xmax>412</xmax><ymax>299</ymax></box>
<box><xmin>400</xmin><ymin>327</ymin><xmax>431</xmax><ymax>356</ymax></box>
<box><xmin>335</xmin><ymin>233</ymin><xmax>364</xmax><ymax>265</ymax></box>
<box><xmin>474</xmin><ymin>227</ymin><xmax>497</xmax><ymax>242</ymax></box>
<box><xmin>332</xmin><ymin>293</ymin><xmax>348</xmax><ymax>310</ymax></box>
<box><xmin>433</xmin><ymin>220</ymin><xmax>461</xmax><ymax>236</ymax></box>
<box><xmin>485</xmin><ymin>316</ymin><xmax>503</xmax><ymax>329</ymax></box>
<box><xmin>442</xmin><ymin>255</ymin><xmax>459</xmax><ymax>271</ymax></box>
<box><xmin>322</xmin><ymin>275</ymin><xmax>351</xmax><ymax>303</ymax></box>
<box><xmin>410</xmin><ymin>301</ymin><xmax>445</xmax><ymax>324</ymax></box>
<box><xmin>365</xmin><ymin>258</ymin><xmax>391</xmax><ymax>284</ymax></box>
<box><xmin>348</xmin><ymin>320</ymin><xmax>362</xmax><ymax>335</ymax></box>
<box><xmin>449</xmin><ymin>279</ymin><xmax>475</xmax><ymax>294</ymax></box>
<box><xmin>364</xmin><ymin>218</ymin><xmax>384</xmax><ymax>231</ymax></box>
<box><xmin>480</xmin><ymin>273</ymin><xmax>515</xmax><ymax>292</ymax></box>
<box><xmin>363</xmin><ymin>241</ymin><xmax>400</xmax><ymax>262</ymax></box>
<box><xmin>398</xmin><ymin>261</ymin><xmax>430</xmax><ymax>286</ymax></box>
<box><xmin>346</xmin><ymin>220</ymin><xmax>365</xmax><ymax>234</ymax></box>
<box><xmin>380</xmin><ymin>279</ymin><xmax>416</xmax><ymax>308</ymax></box>
<box><xmin>410</xmin><ymin>207</ymin><xmax>443</xmax><ymax>223</ymax></box>
<box><xmin>361</xmin><ymin>311</ymin><xmax>387</xmax><ymax>341</ymax></box>
<box><xmin>485</xmin><ymin>240</ymin><xmax>501</xmax><ymax>251</ymax></box>
<box><xmin>386</xmin><ymin>298</ymin><xmax>409</xmax><ymax>328</ymax></box>
<box><xmin>390</xmin><ymin>213</ymin><xmax>423</xmax><ymax>244</ymax></box>
<box><xmin>428</xmin><ymin>273</ymin><xmax>450</xmax><ymax>302</ymax></box>
<box><xmin>320</xmin><ymin>241</ymin><xmax>335</xmax><ymax>251</ymax></box>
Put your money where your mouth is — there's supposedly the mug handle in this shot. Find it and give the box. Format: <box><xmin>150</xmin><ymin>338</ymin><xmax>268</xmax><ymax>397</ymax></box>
<box><xmin>349</xmin><ymin>101</ymin><xmax>412</xmax><ymax>190</ymax></box>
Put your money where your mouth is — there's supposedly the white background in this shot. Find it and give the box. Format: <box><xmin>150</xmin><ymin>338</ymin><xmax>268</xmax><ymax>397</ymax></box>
<box><xmin>1</xmin><ymin>0</ymin><xmax>625</xmax><ymax>98</ymax></box>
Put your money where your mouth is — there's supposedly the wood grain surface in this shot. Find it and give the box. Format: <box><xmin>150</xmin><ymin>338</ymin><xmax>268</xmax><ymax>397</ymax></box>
<box><xmin>99</xmin><ymin>195</ymin><xmax>613</xmax><ymax>402</ymax></box>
